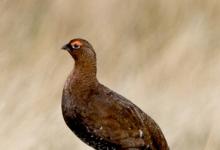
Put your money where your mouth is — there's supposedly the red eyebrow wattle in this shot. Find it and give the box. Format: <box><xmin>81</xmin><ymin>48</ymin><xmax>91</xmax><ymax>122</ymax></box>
<box><xmin>71</xmin><ymin>40</ymin><xmax>83</xmax><ymax>46</ymax></box>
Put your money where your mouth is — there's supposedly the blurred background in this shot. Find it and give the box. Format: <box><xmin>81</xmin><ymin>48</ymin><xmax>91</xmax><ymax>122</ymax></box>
<box><xmin>0</xmin><ymin>0</ymin><xmax>220</xmax><ymax>149</ymax></box>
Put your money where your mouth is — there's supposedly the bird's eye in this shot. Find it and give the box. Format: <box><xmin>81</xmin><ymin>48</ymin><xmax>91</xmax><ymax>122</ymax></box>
<box><xmin>72</xmin><ymin>43</ymin><xmax>81</xmax><ymax>49</ymax></box>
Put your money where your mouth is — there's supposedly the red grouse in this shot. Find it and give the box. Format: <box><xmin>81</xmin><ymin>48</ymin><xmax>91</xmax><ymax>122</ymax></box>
<box><xmin>61</xmin><ymin>38</ymin><xmax>169</xmax><ymax>150</ymax></box>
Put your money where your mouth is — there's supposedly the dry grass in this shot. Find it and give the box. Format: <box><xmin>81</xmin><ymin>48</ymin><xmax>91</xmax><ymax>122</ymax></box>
<box><xmin>1</xmin><ymin>0</ymin><xmax>220</xmax><ymax>149</ymax></box>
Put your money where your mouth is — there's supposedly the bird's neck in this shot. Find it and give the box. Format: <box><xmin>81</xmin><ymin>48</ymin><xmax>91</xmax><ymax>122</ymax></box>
<box><xmin>70</xmin><ymin>60</ymin><xmax>98</xmax><ymax>90</ymax></box>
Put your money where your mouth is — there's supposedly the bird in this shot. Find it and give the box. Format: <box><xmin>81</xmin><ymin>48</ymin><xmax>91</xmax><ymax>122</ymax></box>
<box><xmin>61</xmin><ymin>38</ymin><xmax>169</xmax><ymax>150</ymax></box>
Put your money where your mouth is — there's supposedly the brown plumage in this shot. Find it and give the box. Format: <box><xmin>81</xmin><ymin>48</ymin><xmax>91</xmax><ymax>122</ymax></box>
<box><xmin>61</xmin><ymin>38</ymin><xmax>169</xmax><ymax>150</ymax></box>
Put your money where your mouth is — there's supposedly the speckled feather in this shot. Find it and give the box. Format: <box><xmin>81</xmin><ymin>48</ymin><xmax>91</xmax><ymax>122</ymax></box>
<box><xmin>61</xmin><ymin>38</ymin><xmax>169</xmax><ymax>150</ymax></box>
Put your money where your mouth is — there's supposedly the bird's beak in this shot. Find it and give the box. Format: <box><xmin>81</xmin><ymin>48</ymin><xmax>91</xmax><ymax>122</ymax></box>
<box><xmin>61</xmin><ymin>44</ymin><xmax>71</xmax><ymax>51</ymax></box>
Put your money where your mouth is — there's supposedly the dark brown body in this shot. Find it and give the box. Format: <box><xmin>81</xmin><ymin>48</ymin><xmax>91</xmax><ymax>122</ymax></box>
<box><xmin>61</xmin><ymin>39</ymin><xmax>169</xmax><ymax>150</ymax></box>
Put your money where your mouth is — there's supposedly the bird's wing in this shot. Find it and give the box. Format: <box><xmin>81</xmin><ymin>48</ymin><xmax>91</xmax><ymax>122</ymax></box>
<box><xmin>113</xmin><ymin>93</ymin><xmax>169</xmax><ymax>150</ymax></box>
<box><xmin>82</xmin><ymin>87</ymin><xmax>160</xmax><ymax>149</ymax></box>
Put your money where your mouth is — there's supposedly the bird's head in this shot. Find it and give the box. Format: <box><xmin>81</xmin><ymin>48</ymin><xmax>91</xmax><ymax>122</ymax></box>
<box><xmin>62</xmin><ymin>38</ymin><xmax>96</xmax><ymax>62</ymax></box>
